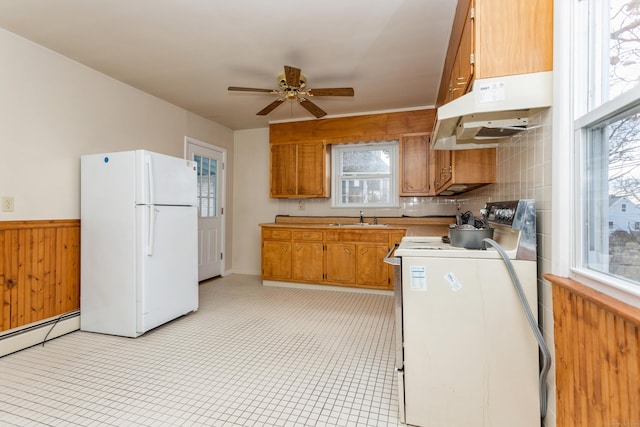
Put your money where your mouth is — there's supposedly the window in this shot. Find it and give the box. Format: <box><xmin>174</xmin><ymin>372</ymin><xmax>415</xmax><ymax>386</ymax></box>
<box><xmin>331</xmin><ymin>141</ymin><xmax>399</xmax><ymax>208</ymax></box>
<box><xmin>575</xmin><ymin>0</ymin><xmax>640</xmax><ymax>288</ymax></box>
<box><xmin>194</xmin><ymin>154</ymin><xmax>217</xmax><ymax>217</ymax></box>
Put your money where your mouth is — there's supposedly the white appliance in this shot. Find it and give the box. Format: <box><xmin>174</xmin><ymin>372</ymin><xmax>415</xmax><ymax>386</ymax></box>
<box><xmin>386</xmin><ymin>200</ymin><xmax>548</xmax><ymax>427</ymax></box>
<box><xmin>80</xmin><ymin>150</ymin><xmax>199</xmax><ymax>337</ymax></box>
<box><xmin>432</xmin><ymin>71</ymin><xmax>553</xmax><ymax>150</ymax></box>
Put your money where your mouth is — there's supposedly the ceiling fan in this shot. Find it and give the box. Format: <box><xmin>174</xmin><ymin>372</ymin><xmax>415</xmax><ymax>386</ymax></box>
<box><xmin>228</xmin><ymin>65</ymin><xmax>354</xmax><ymax>118</ymax></box>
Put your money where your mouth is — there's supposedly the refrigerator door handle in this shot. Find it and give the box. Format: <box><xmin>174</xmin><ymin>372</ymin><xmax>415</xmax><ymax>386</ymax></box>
<box><xmin>147</xmin><ymin>205</ymin><xmax>157</xmax><ymax>256</ymax></box>
<box><xmin>146</xmin><ymin>154</ymin><xmax>155</xmax><ymax>206</ymax></box>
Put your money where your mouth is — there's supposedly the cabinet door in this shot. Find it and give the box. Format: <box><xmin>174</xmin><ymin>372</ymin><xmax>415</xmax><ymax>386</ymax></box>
<box><xmin>434</xmin><ymin>149</ymin><xmax>452</xmax><ymax>192</ymax></box>
<box><xmin>400</xmin><ymin>133</ymin><xmax>431</xmax><ymax>196</ymax></box>
<box><xmin>453</xmin><ymin>1</ymin><xmax>474</xmax><ymax>98</ymax></box>
<box><xmin>297</xmin><ymin>142</ymin><xmax>327</xmax><ymax>197</ymax></box>
<box><xmin>292</xmin><ymin>241</ymin><xmax>324</xmax><ymax>282</ymax></box>
<box><xmin>451</xmin><ymin>149</ymin><xmax>496</xmax><ymax>184</ymax></box>
<box><xmin>356</xmin><ymin>244</ymin><xmax>390</xmax><ymax>289</ymax></box>
<box><xmin>325</xmin><ymin>243</ymin><xmax>356</xmax><ymax>285</ymax></box>
<box><xmin>270</xmin><ymin>144</ymin><xmax>297</xmax><ymax>197</ymax></box>
<box><xmin>262</xmin><ymin>240</ymin><xmax>292</xmax><ymax>280</ymax></box>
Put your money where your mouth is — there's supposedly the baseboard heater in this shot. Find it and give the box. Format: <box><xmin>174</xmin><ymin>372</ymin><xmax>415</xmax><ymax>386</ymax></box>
<box><xmin>0</xmin><ymin>310</ymin><xmax>80</xmax><ymax>357</ymax></box>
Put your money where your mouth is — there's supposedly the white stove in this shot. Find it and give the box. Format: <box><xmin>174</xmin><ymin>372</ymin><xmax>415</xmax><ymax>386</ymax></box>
<box><xmin>396</xmin><ymin>199</ymin><xmax>536</xmax><ymax>260</ymax></box>
<box><xmin>388</xmin><ymin>200</ymin><xmax>542</xmax><ymax>427</ymax></box>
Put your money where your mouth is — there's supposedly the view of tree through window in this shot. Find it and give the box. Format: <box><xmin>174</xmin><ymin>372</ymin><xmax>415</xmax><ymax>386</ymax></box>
<box><xmin>585</xmin><ymin>0</ymin><xmax>640</xmax><ymax>283</ymax></box>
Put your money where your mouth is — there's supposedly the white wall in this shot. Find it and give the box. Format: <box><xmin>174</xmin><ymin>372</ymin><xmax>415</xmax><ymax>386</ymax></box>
<box><xmin>0</xmin><ymin>28</ymin><xmax>234</xmax><ymax>269</ymax></box>
<box><xmin>232</xmin><ymin>128</ymin><xmax>279</xmax><ymax>275</ymax></box>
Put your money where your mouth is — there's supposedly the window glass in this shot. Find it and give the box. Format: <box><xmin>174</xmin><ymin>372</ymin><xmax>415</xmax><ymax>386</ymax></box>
<box><xmin>609</xmin><ymin>1</ymin><xmax>640</xmax><ymax>101</ymax></box>
<box><xmin>585</xmin><ymin>1</ymin><xmax>640</xmax><ymax>111</ymax></box>
<box><xmin>194</xmin><ymin>154</ymin><xmax>217</xmax><ymax>218</ymax></box>
<box><xmin>332</xmin><ymin>141</ymin><xmax>398</xmax><ymax>208</ymax></box>
<box><xmin>578</xmin><ymin>0</ymin><xmax>640</xmax><ymax>287</ymax></box>
<box><xmin>584</xmin><ymin>110</ymin><xmax>640</xmax><ymax>283</ymax></box>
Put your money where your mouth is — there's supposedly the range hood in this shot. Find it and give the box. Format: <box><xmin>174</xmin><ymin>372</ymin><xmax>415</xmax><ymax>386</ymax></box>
<box><xmin>432</xmin><ymin>71</ymin><xmax>553</xmax><ymax>150</ymax></box>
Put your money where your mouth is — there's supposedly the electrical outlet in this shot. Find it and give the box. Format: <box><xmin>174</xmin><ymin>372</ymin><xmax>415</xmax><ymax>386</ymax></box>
<box><xmin>298</xmin><ymin>199</ymin><xmax>305</xmax><ymax>211</ymax></box>
<box><xmin>2</xmin><ymin>196</ymin><xmax>14</xmax><ymax>212</ymax></box>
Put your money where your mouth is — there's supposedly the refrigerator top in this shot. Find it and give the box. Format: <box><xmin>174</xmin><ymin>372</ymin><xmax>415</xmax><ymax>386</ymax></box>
<box><xmin>82</xmin><ymin>150</ymin><xmax>197</xmax><ymax>207</ymax></box>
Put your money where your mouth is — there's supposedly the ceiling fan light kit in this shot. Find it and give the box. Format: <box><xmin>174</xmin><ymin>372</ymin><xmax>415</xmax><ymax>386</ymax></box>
<box><xmin>228</xmin><ymin>65</ymin><xmax>354</xmax><ymax>119</ymax></box>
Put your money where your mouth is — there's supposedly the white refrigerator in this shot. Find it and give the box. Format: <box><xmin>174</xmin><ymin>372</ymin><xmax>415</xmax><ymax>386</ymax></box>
<box><xmin>80</xmin><ymin>150</ymin><xmax>199</xmax><ymax>337</ymax></box>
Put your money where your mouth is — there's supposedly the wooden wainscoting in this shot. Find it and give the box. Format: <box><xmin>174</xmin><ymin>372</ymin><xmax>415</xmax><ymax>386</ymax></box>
<box><xmin>545</xmin><ymin>274</ymin><xmax>640</xmax><ymax>427</ymax></box>
<box><xmin>0</xmin><ymin>220</ymin><xmax>80</xmax><ymax>333</ymax></box>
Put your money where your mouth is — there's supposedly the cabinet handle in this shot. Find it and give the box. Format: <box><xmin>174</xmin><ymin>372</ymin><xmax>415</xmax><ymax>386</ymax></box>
<box><xmin>344</xmin><ymin>248</ymin><xmax>352</xmax><ymax>255</ymax></box>
<box><xmin>361</xmin><ymin>248</ymin><xmax>368</xmax><ymax>255</ymax></box>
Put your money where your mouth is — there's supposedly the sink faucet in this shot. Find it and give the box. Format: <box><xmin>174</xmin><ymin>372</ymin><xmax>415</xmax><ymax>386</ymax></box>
<box><xmin>360</xmin><ymin>210</ymin><xmax>364</xmax><ymax>224</ymax></box>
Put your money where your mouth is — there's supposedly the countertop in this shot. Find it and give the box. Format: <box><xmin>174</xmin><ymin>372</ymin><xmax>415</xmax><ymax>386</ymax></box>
<box><xmin>261</xmin><ymin>215</ymin><xmax>455</xmax><ymax>236</ymax></box>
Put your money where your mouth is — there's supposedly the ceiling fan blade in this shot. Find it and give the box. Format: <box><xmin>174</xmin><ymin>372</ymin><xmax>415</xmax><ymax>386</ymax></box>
<box><xmin>228</xmin><ymin>86</ymin><xmax>277</xmax><ymax>93</ymax></box>
<box><xmin>257</xmin><ymin>98</ymin><xmax>285</xmax><ymax>116</ymax></box>
<box><xmin>298</xmin><ymin>98</ymin><xmax>327</xmax><ymax>118</ymax></box>
<box><xmin>284</xmin><ymin>66</ymin><xmax>302</xmax><ymax>88</ymax></box>
<box><xmin>307</xmin><ymin>88</ymin><xmax>355</xmax><ymax>97</ymax></box>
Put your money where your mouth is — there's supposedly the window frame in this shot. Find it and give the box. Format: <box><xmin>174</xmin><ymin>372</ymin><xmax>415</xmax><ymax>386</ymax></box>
<box><xmin>564</xmin><ymin>0</ymin><xmax>640</xmax><ymax>307</ymax></box>
<box><xmin>330</xmin><ymin>141</ymin><xmax>400</xmax><ymax>209</ymax></box>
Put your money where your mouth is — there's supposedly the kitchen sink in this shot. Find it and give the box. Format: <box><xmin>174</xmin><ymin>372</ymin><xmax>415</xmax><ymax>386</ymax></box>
<box><xmin>328</xmin><ymin>223</ymin><xmax>389</xmax><ymax>227</ymax></box>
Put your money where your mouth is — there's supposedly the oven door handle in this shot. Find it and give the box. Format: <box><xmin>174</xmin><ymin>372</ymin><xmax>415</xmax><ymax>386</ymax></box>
<box><xmin>383</xmin><ymin>243</ymin><xmax>401</xmax><ymax>265</ymax></box>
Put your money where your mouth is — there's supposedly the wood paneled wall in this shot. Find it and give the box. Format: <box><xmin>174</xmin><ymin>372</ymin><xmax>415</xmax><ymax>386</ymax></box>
<box><xmin>546</xmin><ymin>274</ymin><xmax>640</xmax><ymax>427</ymax></box>
<box><xmin>269</xmin><ymin>109</ymin><xmax>436</xmax><ymax>144</ymax></box>
<box><xmin>0</xmin><ymin>220</ymin><xmax>80</xmax><ymax>332</ymax></box>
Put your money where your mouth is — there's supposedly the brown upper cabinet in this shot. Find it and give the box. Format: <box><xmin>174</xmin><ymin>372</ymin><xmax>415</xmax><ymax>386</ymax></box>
<box><xmin>270</xmin><ymin>141</ymin><xmax>330</xmax><ymax>198</ymax></box>
<box><xmin>400</xmin><ymin>133</ymin><xmax>432</xmax><ymax>196</ymax></box>
<box><xmin>269</xmin><ymin>110</ymin><xmax>435</xmax><ymax>199</ymax></box>
<box><xmin>433</xmin><ymin>148</ymin><xmax>496</xmax><ymax>195</ymax></box>
<box><xmin>446</xmin><ymin>2</ymin><xmax>474</xmax><ymax>104</ymax></box>
<box><xmin>438</xmin><ymin>0</ymin><xmax>553</xmax><ymax>106</ymax></box>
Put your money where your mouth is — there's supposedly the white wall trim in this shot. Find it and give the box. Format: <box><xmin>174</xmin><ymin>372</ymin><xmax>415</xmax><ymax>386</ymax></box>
<box><xmin>551</xmin><ymin>0</ymin><xmax>574</xmax><ymax>276</ymax></box>
<box><xmin>263</xmin><ymin>280</ymin><xmax>394</xmax><ymax>296</ymax></box>
<box><xmin>1</xmin><ymin>313</ymin><xmax>80</xmax><ymax>358</ymax></box>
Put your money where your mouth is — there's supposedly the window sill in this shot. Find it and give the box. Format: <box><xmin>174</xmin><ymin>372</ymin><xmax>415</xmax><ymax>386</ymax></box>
<box><xmin>544</xmin><ymin>273</ymin><xmax>640</xmax><ymax>326</ymax></box>
<box><xmin>565</xmin><ymin>268</ymin><xmax>640</xmax><ymax>310</ymax></box>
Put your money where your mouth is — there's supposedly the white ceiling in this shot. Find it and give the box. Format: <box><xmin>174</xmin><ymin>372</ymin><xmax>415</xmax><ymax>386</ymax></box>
<box><xmin>0</xmin><ymin>0</ymin><xmax>457</xmax><ymax>130</ymax></box>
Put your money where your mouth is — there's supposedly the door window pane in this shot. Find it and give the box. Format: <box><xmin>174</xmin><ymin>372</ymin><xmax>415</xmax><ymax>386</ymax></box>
<box><xmin>194</xmin><ymin>155</ymin><xmax>217</xmax><ymax>218</ymax></box>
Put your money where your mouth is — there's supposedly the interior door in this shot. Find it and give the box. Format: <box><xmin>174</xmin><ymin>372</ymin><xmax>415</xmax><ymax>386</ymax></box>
<box><xmin>186</xmin><ymin>138</ymin><xmax>226</xmax><ymax>281</ymax></box>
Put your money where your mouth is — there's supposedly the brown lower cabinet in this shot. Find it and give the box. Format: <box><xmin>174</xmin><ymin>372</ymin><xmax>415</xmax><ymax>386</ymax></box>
<box><xmin>261</xmin><ymin>225</ymin><xmax>405</xmax><ymax>290</ymax></box>
<box><xmin>292</xmin><ymin>230</ymin><xmax>324</xmax><ymax>282</ymax></box>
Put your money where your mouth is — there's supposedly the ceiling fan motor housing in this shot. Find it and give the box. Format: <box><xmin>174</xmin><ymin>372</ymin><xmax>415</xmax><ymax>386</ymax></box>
<box><xmin>278</xmin><ymin>73</ymin><xmax>306</xmax><ymax>90</ymax></box>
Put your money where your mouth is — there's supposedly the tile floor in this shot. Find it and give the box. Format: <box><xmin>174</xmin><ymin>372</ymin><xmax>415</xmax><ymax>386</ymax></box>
<box><xmin>0</xmin><ymin>275</ymin><xmax>400</xmax><ymax>426</ymax></box>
